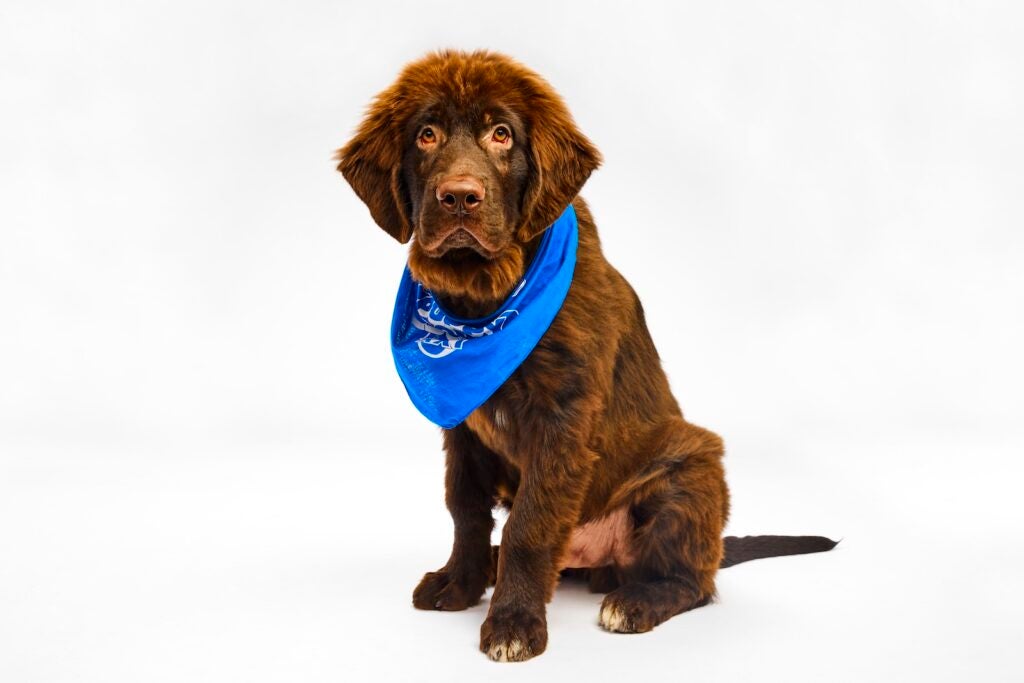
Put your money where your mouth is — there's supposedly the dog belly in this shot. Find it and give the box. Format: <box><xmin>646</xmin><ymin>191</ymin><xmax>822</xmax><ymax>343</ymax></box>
<box><xmin>560</xmin><ymin>506</ymin><xmax>635</xmax><ymax>569</ymax></box>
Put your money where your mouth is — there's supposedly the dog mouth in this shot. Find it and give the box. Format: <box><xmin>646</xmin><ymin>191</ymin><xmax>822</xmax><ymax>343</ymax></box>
<box><xmin>420</xmin><ymin>225</ymin><xmax>500</xmax><ymax>258</ymax></box>
<box><xmin>441</xmin><ymin>229</ymin><xmax>480</xmax><ymax>249</ymax></box>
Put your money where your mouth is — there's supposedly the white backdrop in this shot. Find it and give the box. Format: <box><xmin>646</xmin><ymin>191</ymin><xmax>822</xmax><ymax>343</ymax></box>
<box><xmin>2</xmin><ymin>1</ymin><xmax>1022</xmax><ymax>681</ymax></box>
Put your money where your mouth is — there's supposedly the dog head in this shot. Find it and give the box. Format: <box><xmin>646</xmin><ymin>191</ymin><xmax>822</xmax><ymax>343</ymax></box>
<box><xmin>337</xmin><ymin>50</ymin><xmax>600</xmax><ymax>305</ymax></box>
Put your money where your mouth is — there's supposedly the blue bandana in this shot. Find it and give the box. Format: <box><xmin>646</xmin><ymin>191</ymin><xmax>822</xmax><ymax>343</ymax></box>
<box><xmin>390</xmin><ymin>205</ymin><xmax>578</xmax><ymax>428</ymax></box>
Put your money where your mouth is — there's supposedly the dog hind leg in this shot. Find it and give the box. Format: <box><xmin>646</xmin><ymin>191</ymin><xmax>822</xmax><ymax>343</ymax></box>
<box><xmin>599</xmin><ymin>419</ymin><xmax>729</xmax><ymax>633</ymax></box>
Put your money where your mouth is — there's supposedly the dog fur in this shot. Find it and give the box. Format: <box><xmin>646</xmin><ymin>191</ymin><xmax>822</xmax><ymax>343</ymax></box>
<box><xmin>337</xmin><ymin>49</ymin><xmax>834</xmax><ymax>662</ymax></box>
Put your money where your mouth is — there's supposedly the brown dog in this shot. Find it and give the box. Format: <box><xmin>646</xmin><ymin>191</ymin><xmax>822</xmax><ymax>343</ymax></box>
<box><xmin>337</xmin><ymin>50</ymin><xmax>834</xmax><ymax>662</ymax></box>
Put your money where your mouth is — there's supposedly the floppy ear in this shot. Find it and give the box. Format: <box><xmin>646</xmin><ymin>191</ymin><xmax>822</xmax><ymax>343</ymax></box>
<box><xmin>518</xmin><ymin>92</ymin><xmax>602</xmax><ymax>241</ymax></box>
<box><xmin>336</xmin><ymin>94</ymin><xmax>413</xmax><ymax>244</ymax></box>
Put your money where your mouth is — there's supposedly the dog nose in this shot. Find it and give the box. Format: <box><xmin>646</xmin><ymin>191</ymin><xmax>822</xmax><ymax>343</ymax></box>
<box><xmin>436</xmin><ymin>176</ymin><xmax>485</xmax><ymax>214</ymax></box>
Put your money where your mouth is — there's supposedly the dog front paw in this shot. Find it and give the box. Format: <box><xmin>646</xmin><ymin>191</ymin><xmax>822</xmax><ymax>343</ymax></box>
<box><xmin>412</xmin><ymin>569</ymin><xmax>485</xmax><ymax>611</ymax></box>
<box><xmin>479</xmin><ymin>606</ymin><xmax>547</xmax><ymax>662</ymax></box>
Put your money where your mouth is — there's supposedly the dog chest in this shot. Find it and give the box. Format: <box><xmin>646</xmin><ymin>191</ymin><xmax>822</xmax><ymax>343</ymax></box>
<box><xmin>464</xmin><ymin>405</ymin><xmax>518</xmax><ymax>463</ymax></box>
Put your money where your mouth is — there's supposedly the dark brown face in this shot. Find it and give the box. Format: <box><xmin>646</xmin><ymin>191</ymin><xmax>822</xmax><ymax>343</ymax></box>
<box><xmin>337</xmin><ymin>50</ymin><xmax>601</xmax><ymax>307</ymax></box>
<box><xmin>402</xmin><ymin>107</ymin><xmax>530</xmax><ymax>261</ymax></box>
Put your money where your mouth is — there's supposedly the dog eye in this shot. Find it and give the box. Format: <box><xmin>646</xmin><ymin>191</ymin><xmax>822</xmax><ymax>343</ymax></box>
<box><xmin>492</xmin><ymin>126</ymin><xmax>511</xmax><ymax>144</ymax></box>
<box><xmin>418</xmin><ymin>127</ymin><xmax>436</xmax><ymax>145</ymax></box>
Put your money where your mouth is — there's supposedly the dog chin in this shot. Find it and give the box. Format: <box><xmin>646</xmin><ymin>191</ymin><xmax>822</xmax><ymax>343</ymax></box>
<box><xmin>408</xmin><ymin>233</ymin><xmax>526</xmax><ymax>311</ymax></box>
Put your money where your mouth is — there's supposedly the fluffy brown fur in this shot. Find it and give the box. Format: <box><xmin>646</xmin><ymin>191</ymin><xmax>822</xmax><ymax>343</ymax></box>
<box><xmin>337</xmin><ymin>49</ymin><xmax>834</xmax><ymax>663</ymax></box>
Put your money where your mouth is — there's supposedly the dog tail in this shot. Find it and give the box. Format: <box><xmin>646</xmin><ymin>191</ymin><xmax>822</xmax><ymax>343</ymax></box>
<box><xmin>720</xmin><ymin>535</ymin><xmax>839</xmax><ymax>568</ymax></box>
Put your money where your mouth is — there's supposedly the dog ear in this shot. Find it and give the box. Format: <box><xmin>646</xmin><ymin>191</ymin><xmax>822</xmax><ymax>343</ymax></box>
<box><xmin>336</xmin><ymin>92</ymin><xmax>413</xmax><ymax>244</ymax></box>
<box><xmin>518</xmin><ymin>89</ymin><xmax>602</xmax><ymax>242</ymax></box>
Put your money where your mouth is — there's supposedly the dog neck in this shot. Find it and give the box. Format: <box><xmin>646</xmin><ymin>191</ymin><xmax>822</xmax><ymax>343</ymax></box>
<box><xmin>407</xmin><ymin>235</ymin><xmax>544</xmax><ymax>319</ymax></box>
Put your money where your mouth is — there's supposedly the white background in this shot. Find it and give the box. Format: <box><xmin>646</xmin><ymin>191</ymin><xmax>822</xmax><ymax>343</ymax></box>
<box><xmin>2</xmin><ymin>1</ymin><xmax>1022</xmax><ymax>681</ymax></box>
